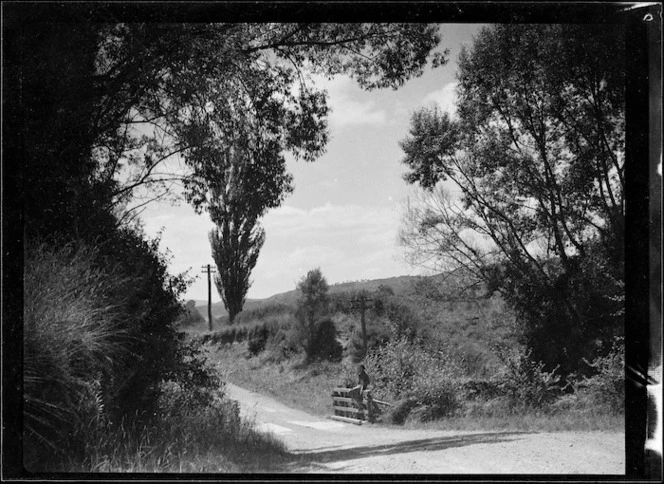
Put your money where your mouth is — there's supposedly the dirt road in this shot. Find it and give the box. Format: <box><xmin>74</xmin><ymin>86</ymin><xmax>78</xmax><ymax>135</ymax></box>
<box><xmin>226</xmin><ymin>383</ymin><xmax>625</xmax><ymax>474</ymax></box>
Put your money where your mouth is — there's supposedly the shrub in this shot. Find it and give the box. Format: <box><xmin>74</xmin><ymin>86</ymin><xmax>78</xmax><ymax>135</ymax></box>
<box><xmin>493</xmin><ymin>345</ymin><xmax>562</xmax><ymax>409</ymax></box>
<box><xmin>247</xmin><ymin>325</ymin><xmax>271</xmax><ymax>356</ymax></box>
<box><xmin>409</xmin><ymin>373</ymin><xmax>461</xmax><ymax>421</ymax></box>
<box><xmin>558</xmin><ymin>336</ymin><xmax>624</xmax><ymax>413</ymax></box>
<box><xmin>213</xmin><ymin>327</ymin><xmax>239</xmax><ymax>345</ymax></box>
<box><xmin>578</xmin><ymin>336</ymin><xmax>624</xmax><ymax>411</ymax></box>
<box><xmin>363</xmin><ymin>336</ymin><xmax>461</xmax><ymax>423</ymax></box>
<box><xmin>461</xmin><ymin>397</ymin><xmax>514</xmax><ymax>418</ymax></box>
<box><xmin>178</xmin><ymin>300</ymin><xmax>205</xmax><ymax>326</ymax></box>
<box><xmin>384</xmin><ymin>301</ymin><xmax>423</xmax><ymax>342</ymax></box>
<box><xmin>365</xmin><ymin>337</ymin><xmax>457</xmax><ymax>400</ymax></box>
<box><xmin>312</xmin><ymin>318</ymin><xmax>343</xmax><ymax>361</ymax></box>
<box><xmin>86</xmin><ymin>228</ymin><xmax>190</xmax><ymax>424</ymax></box>
<box><xmin>260</xmin><ymin>329</ymin><xmax>297</xmax><ymax>364</ymax></box>
<box><xmin>385</xmin><ymin>398</ymin><xmax>419</xmax><ymax>425</ymax></box>
<box><xmin>459</xmin><ymin>379</ymin><xmax>504</xmax><ymax>401</ymax></box>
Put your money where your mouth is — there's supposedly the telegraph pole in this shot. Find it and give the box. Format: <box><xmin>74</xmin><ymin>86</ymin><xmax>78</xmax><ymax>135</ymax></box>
<box><xmin>202</xmin><ymin>264</ymin><xmax>217</xmax><ymax>331</ymax></box>
<box><xmin>351</xmin><ymin>293</ymin><xmax>373</xmax><ymax>357</ymax></box>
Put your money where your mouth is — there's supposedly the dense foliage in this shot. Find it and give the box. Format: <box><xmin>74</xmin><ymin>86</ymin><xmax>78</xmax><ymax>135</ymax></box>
<box><xmin>9</xmin><ymin>15</ymin><xmax>447</xmax><ymax>468</ymax></box>
<box><xmin>22</xmin><ymin>237</ymin><xmax>212</xmax><ymax>468</ymax></box>
<box><xmin>398</xmin><ymin>24</ymin><xmax>625</xmax><ymax>378</ymax></box>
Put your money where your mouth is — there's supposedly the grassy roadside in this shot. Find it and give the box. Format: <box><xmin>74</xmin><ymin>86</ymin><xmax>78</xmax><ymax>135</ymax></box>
<box><xmin>27</xmin><ymin>379</ymin><xmax>291</xmax><ymax>474</ymax></box>
<box><xmin>205</xmin><ymin>342</ymin><xmax>340</xmax><ymax>418</ymax></box>
<box><xmin>60</xmin><ymin>425</ymin><xmax>288</xmax><ymax>473</ymax></box>
<box><xmin>206</xmin><ymin>342</ymin><xmax>624</xmax><ymax>433</ymax></box>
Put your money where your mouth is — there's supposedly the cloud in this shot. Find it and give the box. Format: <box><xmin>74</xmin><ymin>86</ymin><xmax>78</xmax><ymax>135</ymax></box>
<box><xmin>140</xmin><ymin>200</ymin><xmax>418</xmax><ymax>301</ymax></box>
<box><xmin>313</xmin><ymin>75</ymin><xmax>387</xmax><ymax>129</ymax></box>
<box><xmin>140</xmin><ymin>203</ymin><xmax>218</xmax><ymax>301</ymax></box>
<box><xmin>422</xmin><ymin>82</ymin><xmax>458</xmax><ymax>118</ymax></box>
<box><xmin>248</xmin><ymin>202</ymin><xmax>415</xmax><ymax>298</ymax></box>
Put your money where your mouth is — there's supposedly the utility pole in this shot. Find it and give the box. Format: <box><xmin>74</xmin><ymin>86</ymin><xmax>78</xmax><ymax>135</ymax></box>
<box><xmin>202</xmin><ymin>264</ymin><xmax>217</xmax><ymax>331</ymax></box>
<box><xmin>351</xmin><ymin>293</ymin><xmax>373</xmax><ymax>358</ymax></box>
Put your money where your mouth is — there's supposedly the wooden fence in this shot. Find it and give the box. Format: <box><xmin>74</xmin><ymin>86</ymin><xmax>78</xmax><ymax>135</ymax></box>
<box><xmin>330</xmin><ymin>387</ymin><xmax>370</xmax><ymax>424</ymax></box>
<box><xmin>330</xmin><ymin>387</ymin><xmax>392</xmax><ymax>425</ymax></box>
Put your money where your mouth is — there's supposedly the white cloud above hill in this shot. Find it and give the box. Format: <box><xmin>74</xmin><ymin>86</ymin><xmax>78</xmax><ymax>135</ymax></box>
<box><xmin>250</xmin><ymin>202</ymin><xmax>415</xmax><ymax>298</ymax></box>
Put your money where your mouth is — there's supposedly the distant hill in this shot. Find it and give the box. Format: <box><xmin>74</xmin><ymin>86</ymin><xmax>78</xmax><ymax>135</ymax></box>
<box><xmin>190</xmin><ymin>272</ymin><xmax>511</xmax><ymax>376</ymax></box>
<box><xmin>193</xmin><ymin>274</ymin><xmax>441</xmax><ymax>322</ymax></box>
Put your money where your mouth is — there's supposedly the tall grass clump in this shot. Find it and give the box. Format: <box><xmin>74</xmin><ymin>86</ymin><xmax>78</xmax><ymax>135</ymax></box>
<box><xmin>66</xmin><ymin>365</ymin><xmax>286</xmax><ymax>472</ymax></box>
<box><xmin>22</xmin><ymin>229</ymin><xmax>219</xmax><ymax>471</ymax></box>
<box><xmin>23</xmin><ymin>243</ymin><xmax>128</xmax><ymax>466</ymax></box>
<box><xmin>24</xmin><ymin>242</ymin><xmax>287</xmax><ymax>473</ymax></box>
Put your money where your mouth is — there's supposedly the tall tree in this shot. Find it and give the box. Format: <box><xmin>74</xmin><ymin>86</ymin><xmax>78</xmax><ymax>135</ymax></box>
<box><xmin>295</xmin><ymin>268</ymin><xmax>330</xmax><ymax>361</ymax></box>
<box><xmin>206</xmin><ymin>139</ymin><xmax>285</xmax><ymax>323</ymax></box>
<box><xmin>209</xmin><ymin>222</ymin><xmax>264</xmax><ymax>325</ymax></box>
<box><xmin>399</xmin><ymin>24</ymin><xmax>625</xmax><ymax>376</ymax></box>
<box><xmin>157</xmin><ymin>23</ymin><xmax>445</xmax><ymax>323</ymax></box>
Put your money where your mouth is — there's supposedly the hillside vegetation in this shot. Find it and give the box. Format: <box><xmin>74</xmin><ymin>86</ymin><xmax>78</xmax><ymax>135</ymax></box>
<box><xmin>190</xmin><ymin>271</ymin><xmax>624</xmax><ymax>430</ymax></box>
<box><xmin>191</xmin><ymin>275</ymin><xmax>426</xmax><ymax>325</ymax></box>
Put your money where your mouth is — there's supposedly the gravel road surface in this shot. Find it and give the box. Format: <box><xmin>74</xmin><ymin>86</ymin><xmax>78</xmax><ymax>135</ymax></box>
<box><xmin>226</xmin><ymin>383</ymin><xmax>625</xmax><ymax>474</ymax></box>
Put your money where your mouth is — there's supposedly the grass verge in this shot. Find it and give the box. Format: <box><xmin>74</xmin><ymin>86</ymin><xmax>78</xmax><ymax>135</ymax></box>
<box><xmin>206</xmin><ymin>341</ymin><xmax>624</xmax><ymax>433</ymax></box>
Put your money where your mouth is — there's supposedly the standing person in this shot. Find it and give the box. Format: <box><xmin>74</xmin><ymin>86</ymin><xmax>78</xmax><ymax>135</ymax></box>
<box><xmin>350</xmin><ymin>364</ymin><xmax>370</xmax><ymax>413</ymax></box>
<box><xmin>357</xmin><ymin>364</ymin><xmax>370</xmax><ymax>392</ymax></box>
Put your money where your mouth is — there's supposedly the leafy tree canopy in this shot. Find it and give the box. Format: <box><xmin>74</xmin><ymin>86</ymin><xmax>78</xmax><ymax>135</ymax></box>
<box><xmin>398</xmin><ymin>24</ymin><xmax>625</xmax><ymax>376</ymax></box>
<box><xmin>14</xmin><ymin>22</ymin><xmax>447</xmax><ymax>239</ymax></box>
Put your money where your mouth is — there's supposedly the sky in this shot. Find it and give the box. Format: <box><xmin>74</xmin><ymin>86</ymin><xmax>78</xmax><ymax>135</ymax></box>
<box><xmin>140</xmin><ymin>24</ymin><xmax>485</xmax><ymax>302</ymax></box>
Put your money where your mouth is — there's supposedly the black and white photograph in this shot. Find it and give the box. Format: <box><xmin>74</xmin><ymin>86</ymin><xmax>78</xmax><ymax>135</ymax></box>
<box><xmin>2</xmin><ymin>1</ymin><xmax>661</xmax><ymax>480</ymax></box>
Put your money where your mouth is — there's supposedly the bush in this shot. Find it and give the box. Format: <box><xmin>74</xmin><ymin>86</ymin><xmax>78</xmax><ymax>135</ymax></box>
<box><xmin>461</xmin><ymin>397</ymin><xmax>514</xmax><ymax>418</ymax></box>
<box><xmin>178</xmin><ymin>300</ymin><xmax>205</xmax><ymax>326</ymax></box>
<box><xmin>493</xmin><ymin>345</ymin><xmax>562</xmax><ymax>410</ymax></box>
<box><xmin>409</xmin><ymin>373</ymin><xmax>461</xmax><ymax>421</ymax></box>
<box><xmin>363</xmin><ymin>336</ymin><xmax>461</xmax><ymax>423</ymax></box>
<box><xmin>260</xmin><ymin>329</ymin><xmax>297</xmax><ymax>364</ymax></box>
<box><xmin>385</xmin><ymin>398</ymin><xmax>419</xmax><ymax>425</ymax></box>
<box><xmin>557</xmin><ymin>336</ymin><xmax>624</xmax><ymax>414</ymax></box>
<box><xmin>247</xmin><ymin>325</ymin><xmax>271</xmax><ymax>356</ymax></box>
<box><xmin>578</xmin><ymin>336</ymin><xmax>624</xmax><ymax>411</ymax></box>
<box><xmin>312</xmin><ymin>318</ymin><xmax>343</xmax><ymax>361</ymax></box>
<box><xmin>212</xmin><ymin>327</ymin><xmax>239</xmax><ymax>345</ymax></box>
<box><xmin>384</xmin><ymin>301</ymin><xmax>423</xmax><ymax>342</ymax></box>
<box><xmin>459</xmin><ymin>379</ymin><xmax>504</xmax><ymax>401</ymax></box>
<box><xmin>365</xmin><ymin>337</ymin><xmax>458</xmax><ymax>400</ymax></box>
